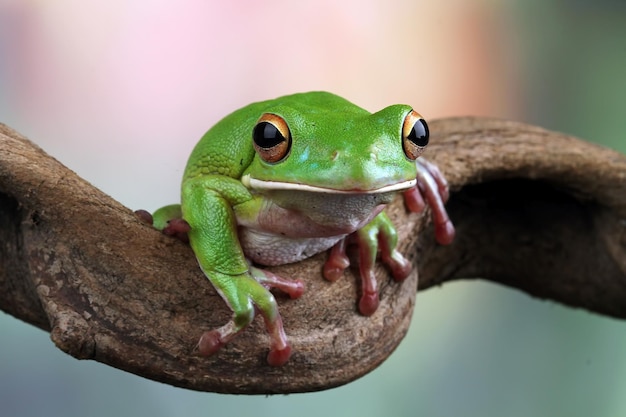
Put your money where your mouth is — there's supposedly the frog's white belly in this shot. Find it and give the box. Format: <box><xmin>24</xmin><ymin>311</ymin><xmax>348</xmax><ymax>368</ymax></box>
<box><xmin>239</xmin><ymin>229</ymin><xmax>343</xmax><ymax>266</ymax></box>
<box><xmin>236</xmin><ymin>188</ymin><xmax>396</xmax><ymax>266</ymax></box>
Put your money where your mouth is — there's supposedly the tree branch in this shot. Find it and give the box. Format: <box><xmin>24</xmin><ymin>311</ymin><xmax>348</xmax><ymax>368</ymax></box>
<box><xmin>1</xmin><ymin>118</ymin><xmax>624</xmax><ymax>394</ymax></box>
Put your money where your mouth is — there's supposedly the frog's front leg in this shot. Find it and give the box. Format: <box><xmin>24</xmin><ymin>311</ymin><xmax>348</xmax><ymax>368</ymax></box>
<box><xmin>323</xmin><ymin>157</ymin><xmax>454</xmax><ymax>316</ymax></box>
<box><xmin>182</xmin><ymin>177</ymin><xmax>303</xmax><ymax>366</ymax></box>
<box><xmin>404</xmin><ymin>158</ymin><xmax>455</xmax><ymax>244</ymax></box>
<box><xmin>324</xmin><ymin>212</ymin><xmax>411</xmax><ymax>316</ymax></box>
<box><xmin>196</xmin><ymin>270</ymin><xmax>294</xmax><ymax>366</ymax></box>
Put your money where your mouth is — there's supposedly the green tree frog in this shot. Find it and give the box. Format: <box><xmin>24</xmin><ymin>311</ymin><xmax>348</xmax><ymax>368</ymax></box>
<box><xmin>138</xmin><ymin>91</ymin><xmax>454</xmax><ymax>366</ymax></box>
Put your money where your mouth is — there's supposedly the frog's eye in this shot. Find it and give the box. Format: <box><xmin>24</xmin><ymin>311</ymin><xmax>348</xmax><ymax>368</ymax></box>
<box><xmin>402</xmin><ymin>110</ymin><xmax>429</xmax><ymax>160</ymax></box>
<box><xmin>253</xmin><ymin>113</ymin><xmax>292</xmax><ymax>163</ymax></box>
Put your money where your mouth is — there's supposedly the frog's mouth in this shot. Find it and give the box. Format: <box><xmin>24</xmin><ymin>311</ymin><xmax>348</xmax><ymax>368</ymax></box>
<box><xmin>243</xmin><ymin>175</ymin><xmax>417</xmax><ymax>194</ymax></box>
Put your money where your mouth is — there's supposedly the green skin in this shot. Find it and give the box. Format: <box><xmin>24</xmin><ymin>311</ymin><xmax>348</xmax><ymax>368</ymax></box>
<box><xmin>152</xmin><ymin>91</ymin><xmax>454</xmax><ymax>366</ymax></box>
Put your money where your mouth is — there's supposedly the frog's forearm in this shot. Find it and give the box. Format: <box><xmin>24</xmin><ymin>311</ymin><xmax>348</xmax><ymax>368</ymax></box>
<box><xmin>182</xmin><ymin>178</ymin><xmax>249</xmax><ymax>274</ymax></box>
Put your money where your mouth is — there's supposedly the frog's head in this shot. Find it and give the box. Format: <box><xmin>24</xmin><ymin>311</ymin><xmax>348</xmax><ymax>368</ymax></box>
<box><xmin>242</xmin><ymin>92</ymin><xmax>429</xmax><ymax>196</ymax></box>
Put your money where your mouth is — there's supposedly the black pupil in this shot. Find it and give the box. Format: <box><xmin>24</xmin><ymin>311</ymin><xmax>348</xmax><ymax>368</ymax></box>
<box><xmin>253</xmin><ymin>122</ymin><xmax>284</xmax><ymax>148</ymax></box>
<box><xmin>408</xmin><ymin>119</ymin><xmax>429</xmax><ymax>147</ymax></box>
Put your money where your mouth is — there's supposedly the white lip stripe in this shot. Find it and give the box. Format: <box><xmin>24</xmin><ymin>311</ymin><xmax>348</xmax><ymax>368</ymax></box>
<box><xmin>245</xmin><ymin>176</ymin><xmax>417</xmax><ymax>194</ymax></box>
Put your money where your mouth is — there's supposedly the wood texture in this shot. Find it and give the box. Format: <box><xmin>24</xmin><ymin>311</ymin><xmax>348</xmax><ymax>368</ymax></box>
<box><xmin>1</xmin><ymin>118</ymin><xmax>624</xmax><ymax>394</ymax></box>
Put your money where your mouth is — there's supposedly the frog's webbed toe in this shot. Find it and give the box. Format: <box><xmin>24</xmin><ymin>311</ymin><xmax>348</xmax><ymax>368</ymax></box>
<box><xmin>322</xmin><ymin>213</ymin><xmax>411</xmax><ymax>316</ymax></box>
<box><xmin>198</xmin><ymin>269</ymin><xmax>302</xmax><ymax>366</ymax></box>
<box><xmin>197</xmin><ymin>314</ymin><xmax>291</xmax><ymax>367</ymax></box>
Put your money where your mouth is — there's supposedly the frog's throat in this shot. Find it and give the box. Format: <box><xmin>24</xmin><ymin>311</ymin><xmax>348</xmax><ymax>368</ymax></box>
<box><xmin>242</xmin><ymin>175</ymin><xmax>417</xmax><ymax>194</ymax></box>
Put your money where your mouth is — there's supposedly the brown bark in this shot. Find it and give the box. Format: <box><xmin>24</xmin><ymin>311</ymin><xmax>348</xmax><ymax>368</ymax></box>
<box><xmin>1</xmin><ymin>118</ymin><xmax>624</xmax><ymax>394</ymax></box>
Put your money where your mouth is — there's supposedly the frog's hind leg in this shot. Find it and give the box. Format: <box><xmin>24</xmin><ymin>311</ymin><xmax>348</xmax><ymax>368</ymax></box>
<box><xmin>197</xmin><ymin>270</ymin><xmax>296</xmax><ymax>366</ymax></box>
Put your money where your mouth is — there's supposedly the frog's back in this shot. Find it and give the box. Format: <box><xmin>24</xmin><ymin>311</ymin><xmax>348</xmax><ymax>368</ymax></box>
<box><xmin>183</xmin><ymin>92</ymin><xmax>365</xmax><ymax>181</ymax></box>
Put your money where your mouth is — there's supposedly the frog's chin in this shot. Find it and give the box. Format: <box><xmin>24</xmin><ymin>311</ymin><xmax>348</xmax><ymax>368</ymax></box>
<box><xmin>242</xmin><ymin>175</ymin><xmax>416</xmax><ymax>194</ymax></box>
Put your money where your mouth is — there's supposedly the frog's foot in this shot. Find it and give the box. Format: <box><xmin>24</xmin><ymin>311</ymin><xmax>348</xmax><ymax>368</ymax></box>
<box><xmin>198</xmin><ymin>316</ymin><xmax>291</xmax><ymax>367</ymax></box>
<box><xmin>403</xmin><ymin>158</ymin><xmax>455</xmax><ymax>245</ymax></box>
<box><xmin>323</xmin><ymin>217</ymin><xmax>412</xmax><ymax>316</ymax></box>
<box><xmin>355</xmin><ymin>217</ymin><xmax>413</xmax><ymax>316</ymax></box>
<box><xmin>323</xmin><ymin>236</ymin><xmax>411</xmax><ymax>283</ymax></box>
<box><xmin>197</xmin><ymin>270</ymin><xmax>298</xmax><ymax>366</ymax></box>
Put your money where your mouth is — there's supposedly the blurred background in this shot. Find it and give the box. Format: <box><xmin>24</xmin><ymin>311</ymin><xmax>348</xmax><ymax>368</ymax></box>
<box><xmin>1</xmin><ymin>1</ymin><xmax>625</xmax><ymax>416</ymax></box>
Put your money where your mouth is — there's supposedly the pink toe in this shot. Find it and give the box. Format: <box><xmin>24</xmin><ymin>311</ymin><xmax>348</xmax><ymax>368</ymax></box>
<box><xmin>323</xmin><ymin>265</ymin><xmax>344</xmax><ymax>282</ymax></box>
<box><xmin>359</xmin><ymin>292</ymin><xmax>380</xmax><ymax>316</ymax></box>
<box><xmin>435</xmin><ymin>220</ymin><xmax>456</xmax><ymax>245</ymax></box>
<box><xmin>197</xmin><ymin>330</ymin><xmax>223</xmax><ymax>356</ymax></box>
<box><xmin>267</xmin><ymin>345</ymin><xmax>292</xmax><ymax>366</ymax></box>
<box><xmin>288</xmin><ymin>280</ymin><xmax>306</xmax><ymax>299</ymax></box>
